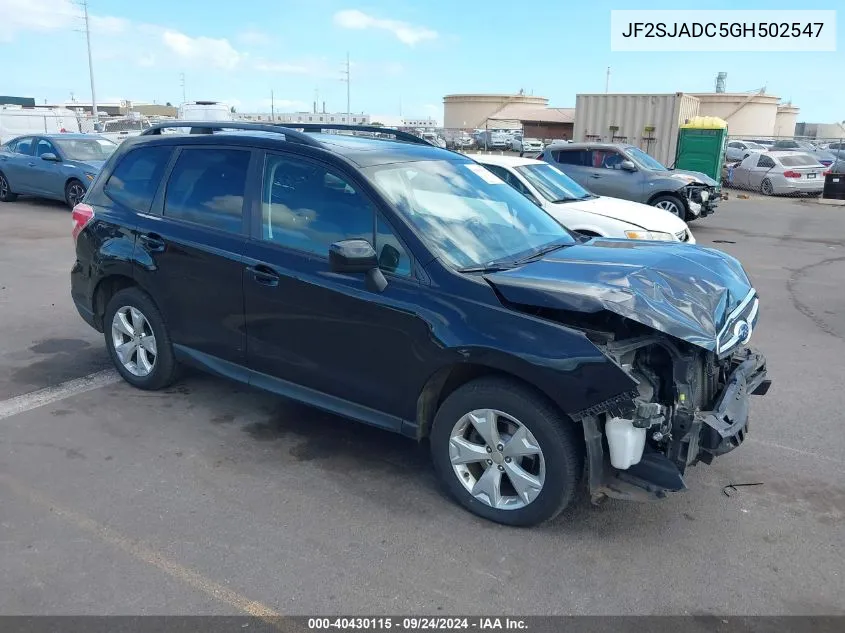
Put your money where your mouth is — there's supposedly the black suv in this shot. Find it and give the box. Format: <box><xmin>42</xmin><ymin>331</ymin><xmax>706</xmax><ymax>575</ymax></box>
<box><xmin>71</xmin><ymin>122</ymin><xmax>770</xmax><ymax>526</ymax></box>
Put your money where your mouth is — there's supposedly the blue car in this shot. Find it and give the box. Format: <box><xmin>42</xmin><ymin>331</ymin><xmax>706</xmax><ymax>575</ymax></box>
<box><xmin>0</xmin><ymin>133</ymin><xmax>117</xmax><ymax>208</ymax></box>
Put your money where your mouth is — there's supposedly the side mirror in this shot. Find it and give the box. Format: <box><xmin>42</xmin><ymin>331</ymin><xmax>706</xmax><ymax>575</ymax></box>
<box><xmin>620</xmin><ymin>160</ymin><xmax>637</xmax><ymax>172</ymax></box>
<box><xmin>40</xmin><ymin>153</ymin><xmax>59</xmax><ymax>162</ymax></box>
<box><xmin>329</xmin><ymin>239</ymin><xmax>378</xmax><ymax>273</ymax></box>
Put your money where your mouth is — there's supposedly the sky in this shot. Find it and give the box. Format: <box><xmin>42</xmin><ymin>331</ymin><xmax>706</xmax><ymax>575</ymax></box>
<box><xmin>1</xmin><ymin>0</ymin><xmax>842</xmax><ymax>123</ymax></box>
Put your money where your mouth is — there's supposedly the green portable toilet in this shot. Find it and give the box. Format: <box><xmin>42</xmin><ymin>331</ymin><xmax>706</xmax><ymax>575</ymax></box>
<box><xmin>674</xmin><ymin>116</ymin><xmax>729</xmax><ymax>185</ymax></box>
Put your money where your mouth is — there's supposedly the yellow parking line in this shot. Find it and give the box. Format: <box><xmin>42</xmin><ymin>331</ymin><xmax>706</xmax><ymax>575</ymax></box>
<box><xmin>0</xmin><ymin>473</ymin><xmax>280</xmax><ymax>618</ymax></box>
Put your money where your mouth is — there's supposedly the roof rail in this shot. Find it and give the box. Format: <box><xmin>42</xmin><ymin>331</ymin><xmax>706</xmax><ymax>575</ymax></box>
<box><xmin>290</xmin><ymin>123</ymin><xmax>432</xmax><ymax>146</ymax></box>
<box><xmin>140</xmin><ymin>121</ymin><xmax>322</xmax><ymax>147</ymax></box>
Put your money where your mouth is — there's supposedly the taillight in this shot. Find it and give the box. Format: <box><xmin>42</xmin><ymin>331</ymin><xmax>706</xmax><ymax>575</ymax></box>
<box><xmin>783</xmin><ymin>170</ymin><xmax>801</xmax><ymax>178</ymax></box>
<box><xmin>823</xmin><ymin>170</ymin><xmax>831</xmax><ymax>176</ymax></box>
<box><xmin>71</xmin><ymin>203</ymin><xmax>94</xmax><ymax>242</ymax></box>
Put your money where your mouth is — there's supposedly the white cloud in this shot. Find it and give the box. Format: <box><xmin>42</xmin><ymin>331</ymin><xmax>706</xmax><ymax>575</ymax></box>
<box><xmin>162</xmin><ymin>30</ymin><xmax>243</xmax><ymax>70</ymax></box>
<box><xmin>90</xmin><ymin>15</ymin><xmax>129</xmax><ymax>35</ymax></box>
<box><xmin>137</xmin><ymin>53</ymin><xmax>156</xmax><ymax>68</ymax></box>
<box><xmin>238</xmin><ymin>29</ymin><xmax>272</xmax><ymax>46</ymax></box>
<box><xmin>0</xmin><ymin>0</ymin><xmax>76</xmax><ymax>40</ymax></box>
<box><xmin>333</xmin><ymin>9</ymin><xmax>438</xmax><ymax>46</ymax></box>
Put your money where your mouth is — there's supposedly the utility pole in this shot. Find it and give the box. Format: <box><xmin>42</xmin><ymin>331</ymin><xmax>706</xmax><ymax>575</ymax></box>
<box><xmin>79</xmin><ymin>0</ymin><xmax>99</xmax><ymax>123</ymax></box>
<box><xmin>271</xmin><ymin>90</ymin><xmax>275</xmax><ymax>121</ymax></box>
<box><xmin>340</xmin><ymin>52</ymin><xmax>351</xmax><ymax>124</ymax></box>
<box><xmin>605</xmin><ymin>67</ymin><xmax>611</xmax><ymax>93</ymax></box>
<box><xmin>179</xmin><ymin>73</ymin><xmax>186</xmax><ymax>103</ymax></box>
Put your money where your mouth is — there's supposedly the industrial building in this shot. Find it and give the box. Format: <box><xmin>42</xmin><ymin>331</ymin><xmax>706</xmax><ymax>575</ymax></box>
<box><xmin>443</xmin><ymin>93</ymin><xmax>574</xmax><ymax>139</ymax></box>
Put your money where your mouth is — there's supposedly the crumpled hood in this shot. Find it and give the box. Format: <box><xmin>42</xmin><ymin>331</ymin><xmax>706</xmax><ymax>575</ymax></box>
<box><xmin>668</xmin><ymin>168</ymin><xmax>719</xmax><ymax>187</ymax></box>
<box><xmin>484</xmin><ymin>239</ymin><xmax>754</xmax><ymax>352</ymax></box>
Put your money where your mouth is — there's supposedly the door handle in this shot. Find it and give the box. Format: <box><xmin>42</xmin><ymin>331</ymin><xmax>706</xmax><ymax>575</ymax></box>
<box><xmin>139</xmin><ymin>233</ymin><xmax>166</xmax><ymax>253</ymax></box>
<box><xmin>589</xmin><ymin>174</ymin><xmax>601</xmax><ymax>179</ymax></box>
<box><xmin>28</xmin><ymin>162</ymin><xmax>36</xmax><ymax>167</ymax></box>
<box><xmin>248</xmin><ymin>264</ymin><xmax>280</xmax><ymax>287</ymax></box>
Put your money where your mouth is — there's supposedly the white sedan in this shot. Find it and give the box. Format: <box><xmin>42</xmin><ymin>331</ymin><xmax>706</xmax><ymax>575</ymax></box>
<box><xmin>474</xmin><ymin>154</ymin><xmax>695</xmax><ymax>243</ymax></box>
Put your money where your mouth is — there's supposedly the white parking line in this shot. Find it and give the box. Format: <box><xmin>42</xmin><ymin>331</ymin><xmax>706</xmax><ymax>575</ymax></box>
<box><xmin>0</xmin><ymin>369</ymin><xmax>121</xmax><ymax>421</ymax></box>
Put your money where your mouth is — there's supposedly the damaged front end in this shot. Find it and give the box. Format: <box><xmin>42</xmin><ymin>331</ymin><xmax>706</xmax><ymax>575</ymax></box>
<box><xmin>681</xmin><ymin>182</ymin><xmax>720</xmax><ymax>218</ymax></box>
<box><xmin>578</xmin><ymin>334</ymin><xmax>770</xmax><ymax>503</ymax></box>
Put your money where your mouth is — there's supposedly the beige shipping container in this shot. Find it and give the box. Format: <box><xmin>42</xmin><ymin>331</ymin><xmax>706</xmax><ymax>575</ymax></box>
<box><xmin>574</xmin><ymin>93</ymin><xmax>701</xmax><ymax>166</ymax></box>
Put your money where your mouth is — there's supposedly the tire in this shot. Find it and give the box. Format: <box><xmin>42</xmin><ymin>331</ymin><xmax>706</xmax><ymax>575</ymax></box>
<box><xmin>650</xmin><ymin>194</ymin><xmax>686</xmax><ymax>219</ymax></box>
<box><xmin>0</xmin><ymin>172</ymin><xmax>18</xmax><ymax>202</ymax></box>
<box><xmin>430</xmin><ymin>377</ymin><xmax>583</xmax><ymax>527</ymax></box>
<box><xmin>760</xmin><ymin>178</ymin><xmax>774</xmax><ymax>196</ymax></box>
<box><xmin>64</xmin><ymin>178</ymin><xmax>86</xmax><ymax>209</ymax></box>
<box><xmin>104</xmin><ymin>287</ymin><xmax>179</xmax><ymax>390</ymax></box>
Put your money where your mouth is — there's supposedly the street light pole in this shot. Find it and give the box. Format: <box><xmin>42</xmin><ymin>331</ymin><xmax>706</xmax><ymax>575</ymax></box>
<box><xmin>80</xmin><ymin>0</ymin><xmax>99</xmax><ymax>123</ymax></box>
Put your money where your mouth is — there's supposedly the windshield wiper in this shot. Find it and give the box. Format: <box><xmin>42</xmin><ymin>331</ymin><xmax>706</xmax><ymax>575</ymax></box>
<box><xmin>510</xmin><ymin>240</ymin><xmax>573</xmax><ymax>265</ymax></box>
<box><xmin>457</xmin><ymin>263</ymin><xmax>515</xmax><ymax>273</ymax></box>
<box><xmin>550</xmin><ymin>194</ymin><xmax>594</xmax><ymax>203</ymax></box>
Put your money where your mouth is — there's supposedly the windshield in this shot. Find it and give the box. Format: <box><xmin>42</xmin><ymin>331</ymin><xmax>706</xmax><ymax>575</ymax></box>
<box><xmin>746</xmin><ymin>142</ymin><xmax>765</xmax><ymax>149</ymax></box>
<box><xmin>515</xmin><ymin>163</ymin><xmax>593</xmax><ymax>202</ymax></box>
<box><xmin>627</xmin><ymin>147</ymin><xmax>668</xmax><ymax>171</ymax></box>
<box><xmin>364</xmin><ymin>159</ymin><xmax>575</xmax><ymax>269</ymax></box>
<box><xmin>54</xmin><ymin>138</ymin><xmax>117</xmax><ymax>161</ymax></box>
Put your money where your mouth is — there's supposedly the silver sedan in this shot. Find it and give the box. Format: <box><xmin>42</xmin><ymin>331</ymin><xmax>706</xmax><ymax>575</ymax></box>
<box><xmin>730</xmin><ymin>151</ymin><xmax>826</xmax><ymax>195</ymax></box>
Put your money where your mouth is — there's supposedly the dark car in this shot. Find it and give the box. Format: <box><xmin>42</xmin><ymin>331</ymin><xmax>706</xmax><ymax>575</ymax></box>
<box><xmin>70</xmin><ymin>122</ymin><xmax>769</xmax><ymax>526</ymax></box>
<box><xmin>0</xmin><ymin>133</ymin><xmax>117</xmax><ymax>208</ymax></box>
<box><xmin>539</xmin><ymin>142</ymin><xmax>720</xmax><ymax>221</ymax></box>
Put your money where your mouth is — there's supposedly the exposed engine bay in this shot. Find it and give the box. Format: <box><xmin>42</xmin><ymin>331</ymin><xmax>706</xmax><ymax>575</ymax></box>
<box><xmin>512</xmin><ymin>305</ymin><xmax>770</xmax><ymax>501</ymax></box>
<box><xmin>681</xmin><ymin>182</ymin><xmax>719</xmax><ymax>217</ymax></box>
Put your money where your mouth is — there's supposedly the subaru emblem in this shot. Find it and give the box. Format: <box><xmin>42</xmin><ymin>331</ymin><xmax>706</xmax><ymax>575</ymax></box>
<box><xmin>734</xmin><ymin>320</ymin><xmax>752</xmax><ymax>345</ymax></box>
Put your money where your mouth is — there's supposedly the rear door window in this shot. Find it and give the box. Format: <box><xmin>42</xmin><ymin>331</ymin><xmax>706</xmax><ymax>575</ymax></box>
<box><xmin>552</xmin><ymin>149</ymin><xmax>589</xmax><ymax>165</ymax></box>
<box><xmin>105</xmin><ymin>145</ymin><xmax>173</xmax><ymax>213</ymax></box>
<box><xmin>163</xmin><ymin>148</ymin><xmax>250</xmax><ymax>234</ymax></box>
<box><xmin>14</xmin><ymin>137</ymin><xmax>34</xmax><ymax>155</ymax></box>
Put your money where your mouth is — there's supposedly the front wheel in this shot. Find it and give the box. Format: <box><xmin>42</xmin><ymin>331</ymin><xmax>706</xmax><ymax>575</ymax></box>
<box><xmin>430</xmin><ymin>377</ymin><xmax>583</xmax><ymax>526</ymax></box>
<box><xmin>651</xmin><ymin>194</ymin><xmax>686</xmax><ymax>219</ymax></box>
<box><xmin>65</xmin><ymin>179</ymin><xmax>86</xmax><ymax>209</ymax></box>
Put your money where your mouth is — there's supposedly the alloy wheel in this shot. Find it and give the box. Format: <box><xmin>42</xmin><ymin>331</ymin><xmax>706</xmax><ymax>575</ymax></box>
<box><xmin>67</xmin><ymin>182</ymin><xmax>85</xmax><ymax>207</ymax></box>
<box><xmin>449</xmin><ymin>408</ymin><xmax>546</xmax><ymax>510</ymax></box>
<box><xmin>111</xmin><ymin>306</ymin><xmax>157</xmax><ymax>377</ymax></box>
<box><xmin>0</xmin><ymin>175</ymin><xmax>8</xmax><ymax>198</ymax></box>
<box><xmin>761</xmin><ymin>179</ymin><xmax>774</xmax><ymax>196</ymax></box>
<box><xmin>655</xmin><ymin>199</ymin><xmax>682</xmax><ymax>218</ymax></box>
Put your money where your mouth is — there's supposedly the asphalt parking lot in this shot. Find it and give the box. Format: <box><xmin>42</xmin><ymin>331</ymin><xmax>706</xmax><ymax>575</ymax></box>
<box><xmin>1</xmin><ymin>196</ymin><xmax>843</xmax><ymax>616</ymax></box>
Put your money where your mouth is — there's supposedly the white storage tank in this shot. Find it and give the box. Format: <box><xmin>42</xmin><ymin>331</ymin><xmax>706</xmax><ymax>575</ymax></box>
<box><xmin>573</xmin><ymin>93</ymin><xmax>701</xmax><ymax>166</ymax></box>
<box><xmin>691</xmin><ymin>92</ymin><xmax>782</xmax><ymax>138</ymax></box>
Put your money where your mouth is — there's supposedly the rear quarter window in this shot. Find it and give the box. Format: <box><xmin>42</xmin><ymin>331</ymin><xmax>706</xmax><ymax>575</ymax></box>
<box><xmin>104</xmin><ymin>145</ymin><xmax>173</xmax><ymax>213</ymax></box>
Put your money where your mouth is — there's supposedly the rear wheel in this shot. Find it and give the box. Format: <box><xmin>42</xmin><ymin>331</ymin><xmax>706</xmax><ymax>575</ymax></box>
<box><xmin>760</xmin><ymin>178</ymin><xmax>774</xmax><ymax>196</ymax></box>
<box><xmin>430</xmin><ymin>377</ymin><xmax>583</xmax><ymax>526</ymax></box>
<box><xmin>651</xmin><ymin>194</ymin><xmax>685</xmax><ymax>219</ymax></box>
<box><xmin>104</xmin><ymin>287</ymin><xmax>179</xmax><ymax>390</ymax></box>
<box><xmin>65</xmin><ymin>179</ymin><xmax>86</xmax><ymax>209</ymax></box>
<box><xmin>0</xmin><ymin>172</ymin><xmax>18</xmax><ymax>202</ymax></box>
